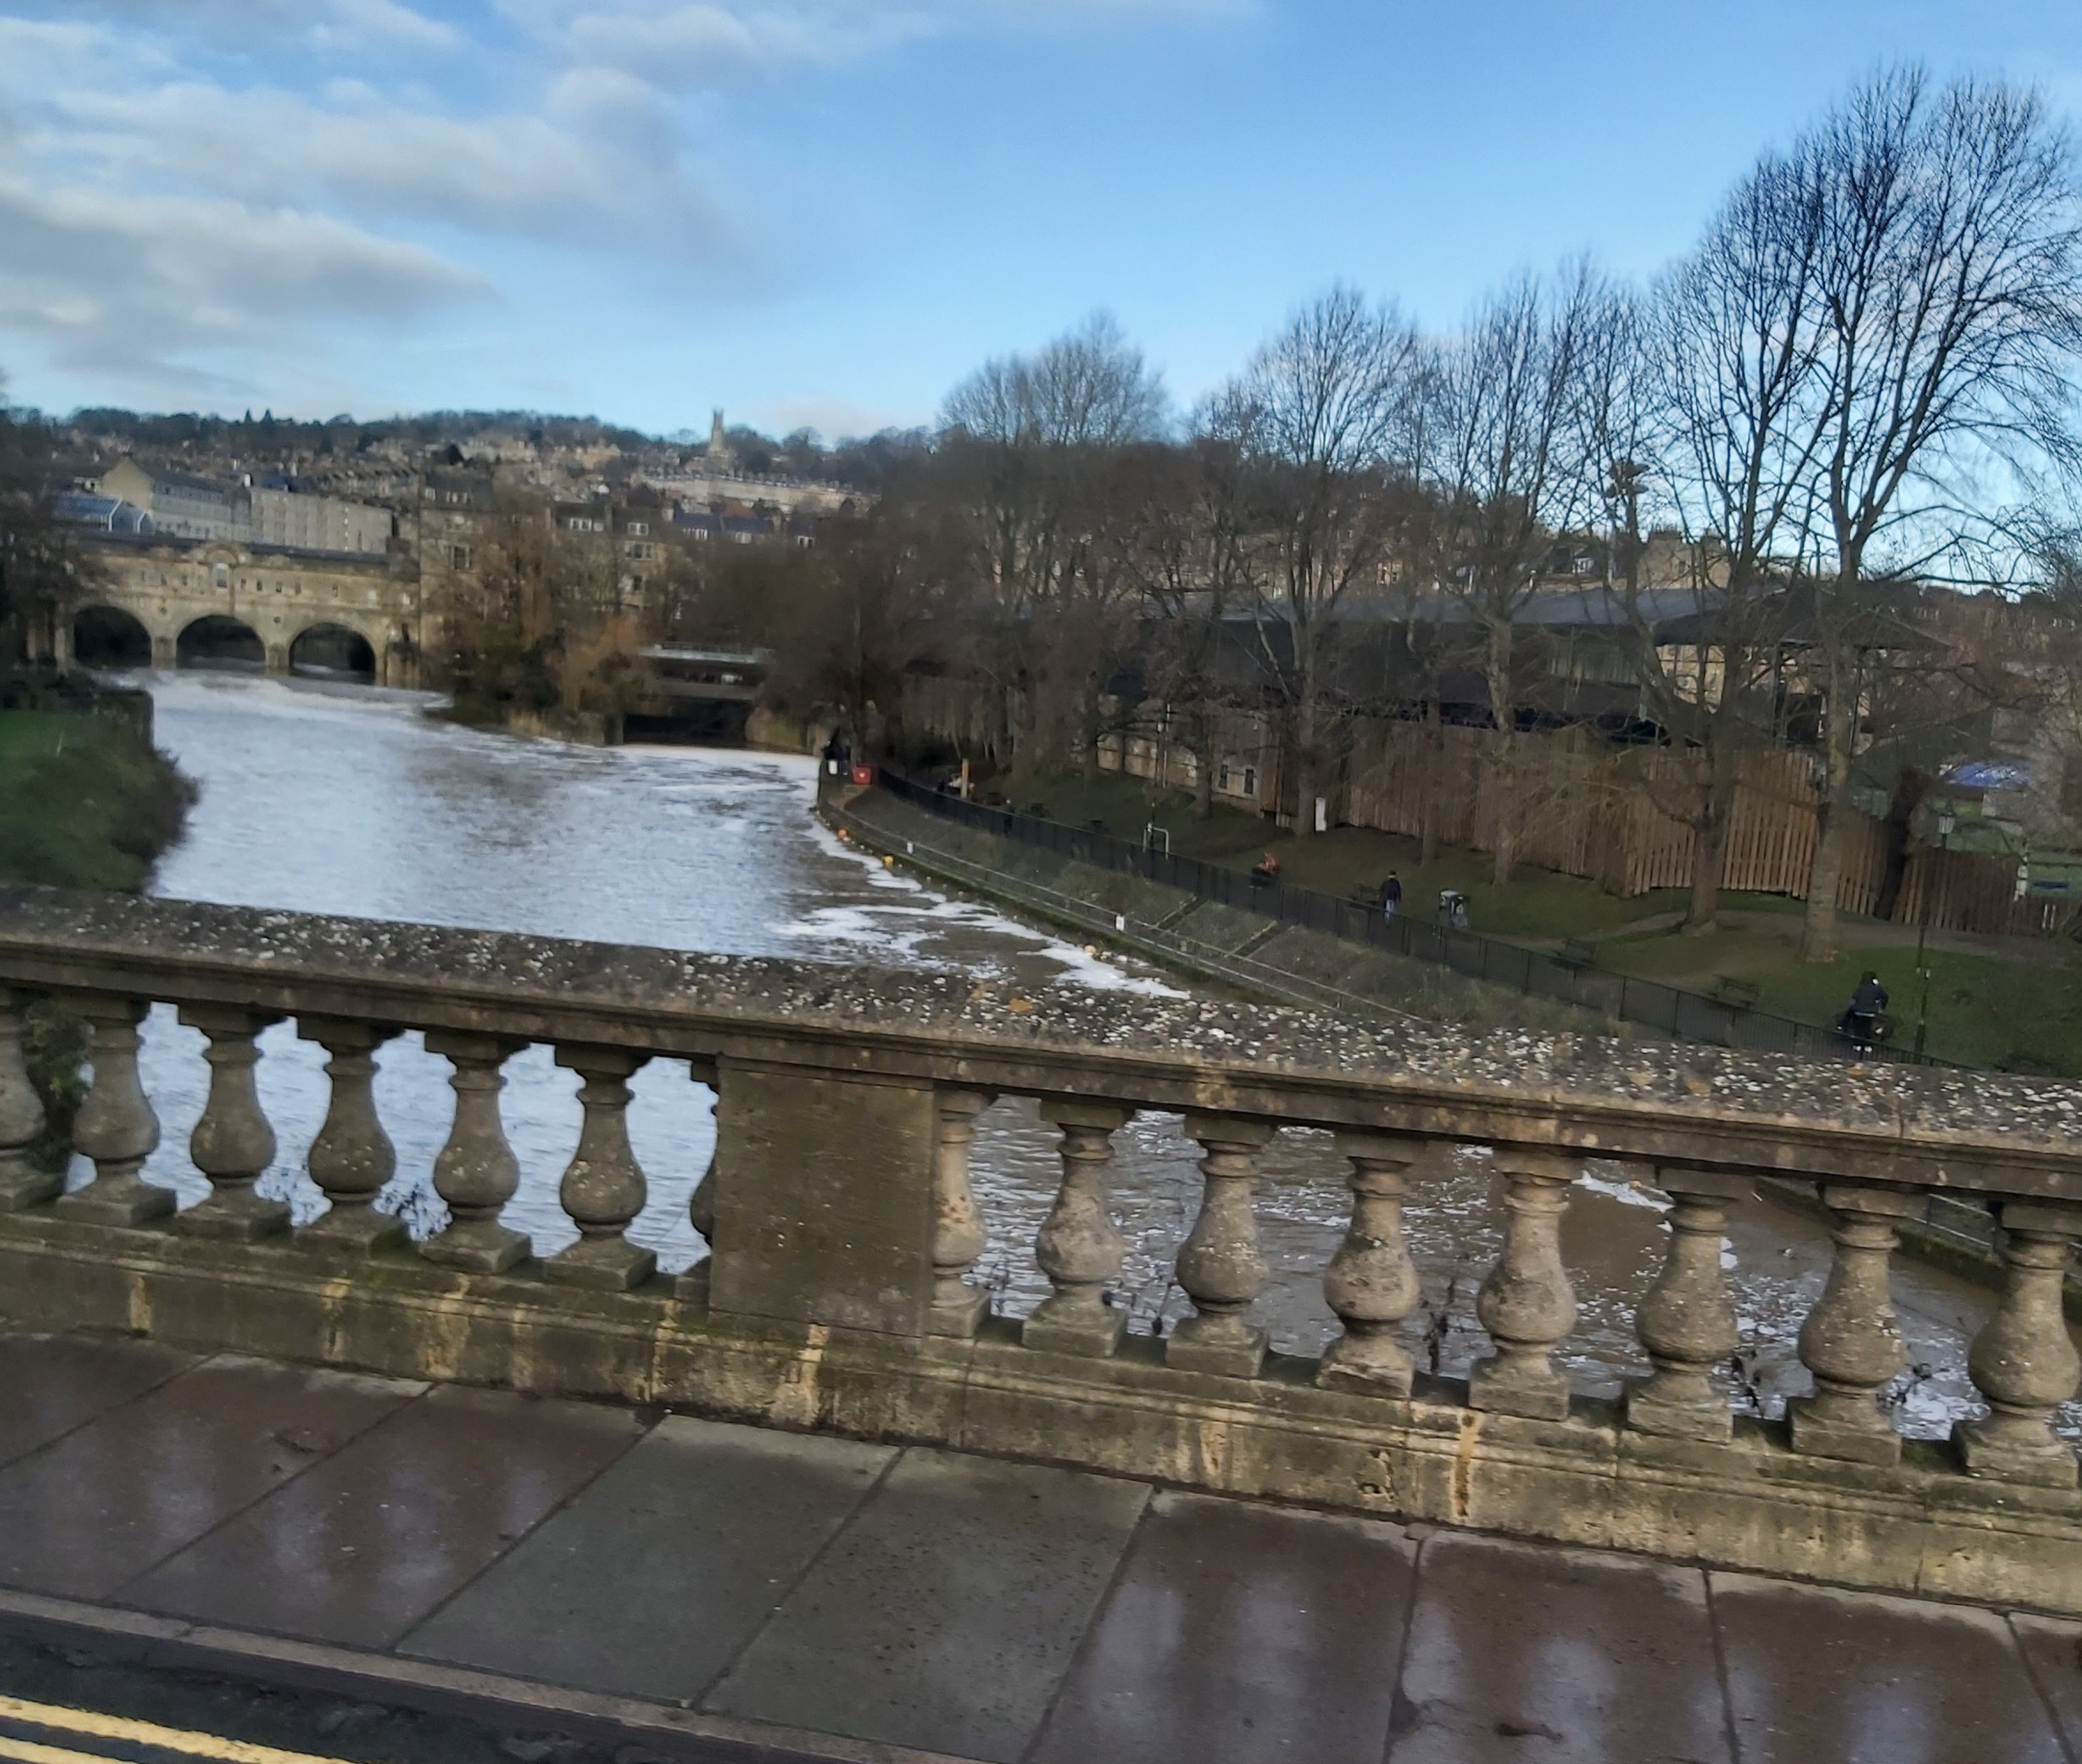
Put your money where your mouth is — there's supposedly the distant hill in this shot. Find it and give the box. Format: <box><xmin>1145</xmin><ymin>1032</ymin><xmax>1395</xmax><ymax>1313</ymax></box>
<box><xmin>64</xmin><ymin>407</ymin><xmax>658</xmax><ymax>458</ymax></box>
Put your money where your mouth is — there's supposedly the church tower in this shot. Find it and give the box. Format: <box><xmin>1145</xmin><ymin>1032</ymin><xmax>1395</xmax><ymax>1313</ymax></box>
<box><xmin>707</xmin><ymin>408</ymin><xmax>736</xmax><ymax>475</ymax></box>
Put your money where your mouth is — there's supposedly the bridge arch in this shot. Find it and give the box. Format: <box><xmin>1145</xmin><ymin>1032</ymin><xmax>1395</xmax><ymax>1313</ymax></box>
<box><xmin>288</xmin><ymin>622</ymin><xmax>378</xmax><ymax>683</ymax></box>
<box><xmin>72</xmin><ymin>604</ymin><xmax>153</xmax><ymax>671</ymax></box>
<box><xmin>177</xmin><ymin>614</ymin><xmax>265</xmax><ymax>673</ymax></box>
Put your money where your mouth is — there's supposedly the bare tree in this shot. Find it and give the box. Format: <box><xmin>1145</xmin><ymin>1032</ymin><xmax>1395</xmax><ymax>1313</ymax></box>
<box><xmin>940</xmin><ymin>312</ymin><xmax>1168</xmax><ymax>770</ymax></box>
<box><xmin>1119</xmin><ymin>430</ymin><xmax>1252</xmax><ymax>816</ymax></box>
<box><xmin>1789</xmin><ymin>68</ymin><xmax>2082</xmax><ymax>958</ymax></box>
<box><xmin>1429</xmin><ymin>267</ymin><xmax>1597</xmax><ymax>882</ymax></box>
<box><xmin>1604</xmin><ymin>160</ymin><xmax>1832</xmax><ymax>931</ymax></box>
<box><xmin>1213</xmin><ymin>286</ymin><xmax>1421</xmax><ymax>838</ymax></box>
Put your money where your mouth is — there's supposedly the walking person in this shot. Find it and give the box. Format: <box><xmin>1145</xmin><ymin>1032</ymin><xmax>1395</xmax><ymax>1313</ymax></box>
<box><xmin>1840</xmin><ymin>971</ymin><xmax>1889</xmax><ymax>1054</ymax></box>
<box><xmin>1378</xmin><ymin>871</ymin><xmax>1403</xmax><ymax>919</ymax></box>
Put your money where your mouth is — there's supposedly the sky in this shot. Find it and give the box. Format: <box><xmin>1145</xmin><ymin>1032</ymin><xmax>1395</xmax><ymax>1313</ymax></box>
<box><xmin>0</xmin><ymin>1</ymin><xmax>2079</xmax><ymax>440</ymax></box>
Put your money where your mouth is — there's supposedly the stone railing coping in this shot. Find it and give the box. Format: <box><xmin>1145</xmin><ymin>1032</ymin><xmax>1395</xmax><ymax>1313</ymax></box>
<box><xmin>3</xmin><ymin>885</ymin><xmax>2080</xmax><ymax>1194</ymax></box>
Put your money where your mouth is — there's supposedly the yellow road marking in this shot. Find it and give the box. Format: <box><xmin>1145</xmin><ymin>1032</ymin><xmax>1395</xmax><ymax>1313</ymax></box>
<box><xmin>0</xmin><ymin>1695</ymin><xmax>362</xmax><ymax>1764</ymax></box>
<box><xmin>0</xmin><ymin>1737</ymin><xmax>121</xmax><ymax>1764</ymax></box>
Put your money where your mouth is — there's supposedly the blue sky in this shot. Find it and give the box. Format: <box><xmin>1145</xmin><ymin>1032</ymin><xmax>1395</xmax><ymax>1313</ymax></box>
<box><xmin>1</xmin><ymin>1</ymin><xmax>2078</xmax><ymax>438</ymax></box>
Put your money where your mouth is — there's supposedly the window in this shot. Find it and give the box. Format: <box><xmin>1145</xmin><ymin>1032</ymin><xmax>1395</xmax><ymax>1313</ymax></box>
<box><xmin>449</xmin><ymin>544</ymin><xmax>472</xmax><ymax>572</ymax></box>
<box><xmin>1571</xmin><ymin>554</ymin><xmax>1597</xmax><ymax>575</ymax></box>
<box><xmin>212</xmin><ymin>563</ymin><xmax>228</xmax><ymax>589</ymax></box>
<box><xmin>1218</xmin><ymin>762</ymin><xmax>1257</xmax><ymax>797</ymax></box>
<box><xmin>625</xmin><ymin>541</ymin><xmax>653</xmax><ymax>561</ymax></box>
<box><xmin>626</xmin><ymin>520</ymin><xmax>648</xmax><ymax>536</ymax></box>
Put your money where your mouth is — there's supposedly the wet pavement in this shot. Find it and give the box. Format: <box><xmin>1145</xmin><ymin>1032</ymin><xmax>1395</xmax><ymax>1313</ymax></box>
<box><xmin>1</xmin><ymin>1332</ymin><xmax>2075</xmax><ymax>1764</ymax></box>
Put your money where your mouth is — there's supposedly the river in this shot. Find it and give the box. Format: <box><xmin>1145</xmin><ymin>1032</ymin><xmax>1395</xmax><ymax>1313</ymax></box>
<box><xmin>83</xmin><ymin>671</ymin><xmax>2062</xmax><ymax>1438</ymax></box>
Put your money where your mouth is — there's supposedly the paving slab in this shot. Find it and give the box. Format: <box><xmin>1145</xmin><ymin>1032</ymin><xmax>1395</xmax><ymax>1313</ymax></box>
<box><xmin>119</xmin><ymin>1384</ymin><xmax>645</xmax><ymax>1648</ymax></box>
<box><xmin>0</xmin><ymin>1335</ymin><xmax>196</xmax><ymax>1468</ymax></box>
<box><xmin>2010</xmin><ymin>1615</ymin><xmax>2082</xmax><ymax>1759</ymax></box>
<box><xmin>0</xmin><ymin>1355</ymin><xmax>423</xmax><ymax>1602</ymax></box>
<box><xmin>1711</xmin><ymin>1572</ymin><xmax>2066</xmax><ymax>1764</ymax></box>
<box><xmin>1030</xmin><ymin>1490</ymin><xmax>1415</xmax><ymax>1764</ymax></box>
<box><xmin>1390</xmin><ymin>1533</ymin><xmax>1730</xmax><ymax>1764</ymax></box>
<box><xmin>399</xmin><ymin>1414</ymin><xmax>895</xmax><ymax>1701</ymax></box>
<box><xmin>706</xmin><ymin>1448</ymin><xmax>1149</xmax><ymax>1763</ymax></box>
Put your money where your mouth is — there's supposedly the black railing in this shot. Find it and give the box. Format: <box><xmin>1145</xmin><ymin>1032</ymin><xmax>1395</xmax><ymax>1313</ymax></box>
<box><xmin>871</xmin><ymin>770</ymin><xmax>1955</xmax><ymax>1067</ymax></box>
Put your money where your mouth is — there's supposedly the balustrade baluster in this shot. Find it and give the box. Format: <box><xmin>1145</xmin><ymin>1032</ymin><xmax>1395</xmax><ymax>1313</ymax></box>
<box><xmin>678</xmin><ymin>1148</ymin><xmax>717</xmax><ymax>1302</ymax></box>
<box><xmin>929</xmin><ymin>1088</ymin><xmax>996</xmax><ymax>1336</ymax></box>
<box><xmin>1167</xmin><ymin>1114</ymin><xmax>1275</xmax><ymax>1377</ymax></box>
<box><xmin>420</xmin><ymin>1032</ymin><xmax>529</xmax><ymax>1274</ymax></box>
<box><xmin>1955</xmin><ymin>1199</ymin><xmax>2081</xmax><ymax>1488</ymax></box>
<box><xmin>1318</xmin><ymin>1134</ymin><xmax>1426</xmax><ymax>1396</ymax></box>
<box><xmin>0</xmin><ymin>988</ymin><xmax>56</xmax><ymax>1213</ymax></box>
<box><xmin>1626</xmin><ymin>1166</ymin><xmax>1750</xmax><ymax>1441</ymax></box>
<box><xmin>297</xmin><ymin>1017</ymin><xmax>405</xmax><ymax>1255</ymax></box>
<box><xmin>1024</xmin><ymin>1100</ymin><xmax>1133</xmax><ymax>1356</ymax></box>
<box><xmin>1789</xmin><ymin>1182</ymin><xmax>1917</xmax><ymax>1465</ymax></box>
<box><xmin>545</xmin><ymin>1046</ymin><xmax>655</xmax><ymax>1291</ymax></box>
<box><xmin>175</xmin><ymin>1006</ymin><xmax>288</xmax><ymax>1240</ymax></box>
<box><xmin>676</xmin><ymin>1060</ymin><xmax>721</xmax><ymax>1302</ymax></box>
<box><xmin>53</xmin><ymin>997</ymin><xmax>169</xmax><ymax>1227</ymax></box>
<box><xmin>1469</xmin><ymin>1148</ymin><xmax>1580</xmax><ymax>1421</ymax></box>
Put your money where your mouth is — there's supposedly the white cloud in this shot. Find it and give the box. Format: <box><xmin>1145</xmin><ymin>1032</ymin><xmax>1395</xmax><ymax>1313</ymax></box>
<box><xmin>0</xmin><ymin>0</ymin><xmax>1248</xmax><ymax>409</ymax></box>
<box><xmin>509</xmin><ymin>0</ymin><xmax>1252</xmax><ymax>84</ymax></box>
<box><xmin>78</xmin><ymin>0</ymin><xmax>459</xmax><ymax>54</ymax></box>
<box><xmin>45</xmin><ymin>79</ymin><xmax>728</xmax><ymax>247</ymax></box>
<box><xmin>0</xmin><ymin>175</ymin><xmax>490</xmax><ymax>392</ymax></box>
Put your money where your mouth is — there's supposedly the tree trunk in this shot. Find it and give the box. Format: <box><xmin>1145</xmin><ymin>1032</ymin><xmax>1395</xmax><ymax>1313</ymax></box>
<box><xmin>1484</xmin><ymin>622</ymin><xmax>1516</xmax><ymax>885</ymax></box>
<box><xmin>1799</xmin><ymin>652</ymin><xmax>1858</xmax><ymax>962</ymax></box>
<box><xmin>1872</xmin><ymin>769</ymin><xmax>1927</xmax><ymax>922</ymax></box>
<box><xmin>1683</xmin><ymin>742</ymin><xmax>1738</xmax><ymax>935</ymax></box>
<box><xmin>1292</xmin><ymin>649</ymin><xmax>1320</xmax><ymax>841</ymax></box>
<box><xmin>1419</xmin><ymin>700</ymin><xmax>1442</xmax><ymax>866</ymax></box>
<box><xmin>1195</xmin><ymin>706</ymin><xmax>1215</xmax><ymax>820</ymax></box>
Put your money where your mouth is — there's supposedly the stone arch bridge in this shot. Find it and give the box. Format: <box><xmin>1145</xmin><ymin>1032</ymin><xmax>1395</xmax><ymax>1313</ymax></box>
<box><xmin>56</xmin><ymin>534</ymin><xmax>425</xmax><ymax>687</ymax></box>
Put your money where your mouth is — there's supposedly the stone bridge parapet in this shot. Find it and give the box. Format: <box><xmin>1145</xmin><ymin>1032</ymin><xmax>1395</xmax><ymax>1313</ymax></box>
<box><xmin>1</xmin><ymin>887</ymin><xmax>2079</xmax><ymax>1613</ymax></box>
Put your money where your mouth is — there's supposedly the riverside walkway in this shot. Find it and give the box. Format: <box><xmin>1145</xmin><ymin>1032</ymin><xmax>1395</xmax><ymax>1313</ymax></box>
<box><xmin>3</xmin><ymin>1330</ymin><xmax>2077</xmax><ymax>1764</ymax></box>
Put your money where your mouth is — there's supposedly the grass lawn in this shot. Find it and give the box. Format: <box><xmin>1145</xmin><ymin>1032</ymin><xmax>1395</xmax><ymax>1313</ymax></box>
<box><xmin>0</xmin><ymin>710</ymin><xmax>194</xmax><ymax>891</ymax></box>
<box><xmin>995</xmin><ymin>766</ymin><xmax>1745</xmax><ymax>938</ymax></box>
<box><xmin>986</xmin><ymin>765</ymin><xmax>2082</xmax><ymax>1072</ymax></box>
<box><xmin>1597</xmin><ymin>923</ymin><xmax>2082</xmax><ymax>1074</ymax></box>
<box><xmin>990</xmin><ymin>767</ymin><xmax>1273</xmax><ymax>860</ymax></box>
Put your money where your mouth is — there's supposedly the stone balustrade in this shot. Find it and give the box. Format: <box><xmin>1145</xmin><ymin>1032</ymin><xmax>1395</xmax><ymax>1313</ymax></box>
<box><xmin>1</xmin><ymin>885</ymin><xmax>2079</xmax><ymax>1613</ymax></box>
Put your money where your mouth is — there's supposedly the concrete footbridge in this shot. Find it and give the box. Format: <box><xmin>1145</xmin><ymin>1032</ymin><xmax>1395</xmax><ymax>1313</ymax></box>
<box><xmin>1</xmin><ymin>887</ymin><xmax>2079</xmax><ymax>1760</ymax></box>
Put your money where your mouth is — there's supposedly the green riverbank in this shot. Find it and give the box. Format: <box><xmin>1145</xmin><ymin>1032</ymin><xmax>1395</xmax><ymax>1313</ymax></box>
<box><xmin>1</xmin><ymin>702</ymin><xmax>196</xmax><ymax>1170</ymax></box>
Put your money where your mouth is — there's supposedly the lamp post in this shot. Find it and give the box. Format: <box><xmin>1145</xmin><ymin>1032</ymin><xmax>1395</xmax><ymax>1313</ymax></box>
<box><xmin>1913</xmin><ymin>809</ymin><xmax>1955</xmax><ymax>1059</ymax></box>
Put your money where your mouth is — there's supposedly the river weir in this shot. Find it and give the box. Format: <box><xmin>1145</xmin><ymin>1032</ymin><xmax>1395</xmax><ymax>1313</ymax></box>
<box><xmin>90</xmin><ymin>671</ymin><xmax>2072</xmax><ymax>1438</ymax></box>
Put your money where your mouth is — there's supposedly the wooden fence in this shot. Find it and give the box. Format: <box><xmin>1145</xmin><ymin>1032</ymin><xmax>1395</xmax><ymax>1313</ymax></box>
<box><xmin>903</xmin><ymin>674</ymin><xmax>2065</xmax><ymax>939</ymax></box>
<box><xmin>1335</xmin><ymin>719</ymin><xmax>2069</xmax><ymax>935</ymax></box>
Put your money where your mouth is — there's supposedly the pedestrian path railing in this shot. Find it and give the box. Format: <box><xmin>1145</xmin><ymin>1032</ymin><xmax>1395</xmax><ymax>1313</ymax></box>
<box><xmin>873</xmin><ymin>770</ymin><xmax>1956</xmax><ymax>1068</ymax></box>
<box><xmin>0</xmin><ymin>886</ymin><xmax>2075</xmax><ymax>1613</ymax></box>
<box><xmin>822</xmin><ymin>794</ymin><xmax>1426</xmax><ymax>1029</ymax></box>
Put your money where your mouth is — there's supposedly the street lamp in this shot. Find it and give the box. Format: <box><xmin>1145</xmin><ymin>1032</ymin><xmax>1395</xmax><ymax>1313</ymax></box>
<box><xmin>1913</xmin><ymin>809</ymin><xmax>1955</xmax><ymax>1059</ymax></box>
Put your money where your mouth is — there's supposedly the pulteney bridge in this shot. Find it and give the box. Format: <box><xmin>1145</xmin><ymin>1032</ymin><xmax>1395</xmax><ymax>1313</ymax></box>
<box><xmin>0</xmin><ymin>887</ymin><xmax>2078</xmax><ymax>1761</ymax></box>
<box><xmin>51</xmin><ymin>532</ymin><xmax>424</xmax><ymax>686</ymax></box>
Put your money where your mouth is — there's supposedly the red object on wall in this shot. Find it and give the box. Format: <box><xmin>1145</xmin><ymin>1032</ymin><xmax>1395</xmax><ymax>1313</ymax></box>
<box><xmin>850</xmin><ymin>764</ymin><xmax>874</xmax><ymax>786</ymax></box>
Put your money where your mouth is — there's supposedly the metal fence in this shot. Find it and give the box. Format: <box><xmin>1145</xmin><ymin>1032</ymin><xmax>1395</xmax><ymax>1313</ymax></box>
<box><xmin>871</xmin><ymin>770</ymin><xmax>1953</xmax><ymax>1067</ymax></box>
